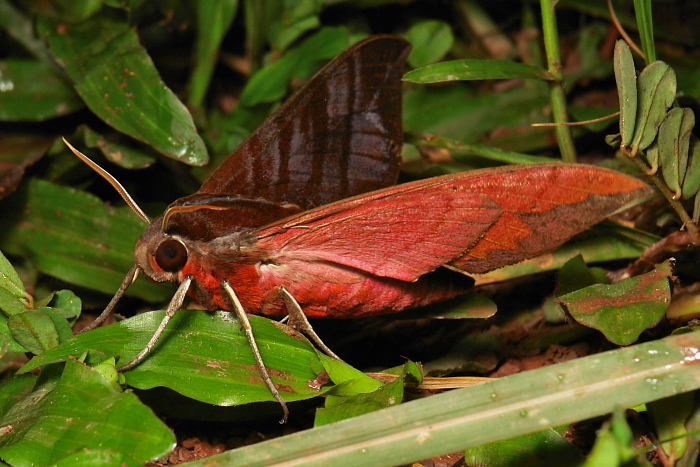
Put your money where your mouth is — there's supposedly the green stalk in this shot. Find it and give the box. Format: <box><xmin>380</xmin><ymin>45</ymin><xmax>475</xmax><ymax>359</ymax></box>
<box><xmin>539</xmin><ymin>0</ymin><xmax>577</xmax><ymax>162</ymax></box>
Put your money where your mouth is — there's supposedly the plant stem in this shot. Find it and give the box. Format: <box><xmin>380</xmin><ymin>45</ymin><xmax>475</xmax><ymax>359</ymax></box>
<box><xmin>539</xmin><ymin>0</ymin><xmax>577</xmax><ymax>162</ymax></box>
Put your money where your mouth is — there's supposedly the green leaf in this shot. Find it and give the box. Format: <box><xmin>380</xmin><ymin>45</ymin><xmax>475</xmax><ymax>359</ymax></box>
<box><xmin>239</xmin><ymin>27</ymin><xmax>350</xmax><ymax>106</ymax></box>
<box><xmin>559</xmin><ymin>260</ymin><xmax>672</xmax><ymax>346</ymax></box>
<box><xmin>646</xmin><ymin>140</ymin><xmax>660</xmax><ymax>174</ymax></box>
<box><xmin>187</xmin><ymin>0</ymin><xmax>239</xmax><ymax>108</ymax></box>
<box><xmin>0</xmin><ymin>60</ymin><xmax>83</xmax><ymax>121</ymax></box>
<box><xmin>315</xmin><ymin>374</ymin><xmax>406</xmax><ymax>426</ymax></box>
<box><xmin>7</xmin><ymin>308</ymin><xmax>66</xmax><ymax>354</ymax></box>
<box><xmin>0</xmin><ymin>250</ymin><xmax>31</xmax><ymax>316</ymax></box>
<box><xmin>36</xmin><ymin>13</ymin><xmax>208</xmax><ymax>166</ymax></box>
<box><xmin>0</xmin><ymin>179</ymin><xmax>168</xmax><ymax>302</ymax></box>
<box><xmin>613</xmin><ymin>40</ymin><xmax>637</xmax><ymax>147</ymax></box>
<box><xmin>404</xmin><ymin>20</ymin><xmax>454</xmax><ymax>68</ymax></box>
<box><xmin>403</xmin><ymin>84</ymin><xmax>552</xmax><ymax>153</ymax></box>
<box><xmin>465</xmin><ymin>427</ymin><xmax>580</xmax><ymax>466</ymax></box>
<box><xmin>633</xmin><ymin>0</ymin><xmax>656</xmax><ymax>63</ymax></box>
<box><xmin>52</xmin><ymin>0</ymin><xmax>104</xmax><ymax>22</ymax></box>
<box><xmin>630</xmin><ymin>61</ymin><xmax>676</xmax><ymax>155</ymax></box>
<box><xmin>657</xmin><ymin>108</ymin><xmax>694</xmax><ymax>198</ymax></box>
<box><xmin>179</xmin><ymin>331</ymin><xmax>700</xmax><ymax>466</ymax></box>
<box><xmin>647</xmin><ymin>393</ymin><xmax>693</xmax><ymax>463</ymax></box>
<box><xmin>682</xmin><ymin>136</ymin><xmax>700</xmax><ymax>199</ymax></box>
<box><xmin>0</xmin><ymin>360</ymin><xmax>174</xmax><ymax>465</ymax></box>
<box><xmin>54</xmin><ymin>449</ymin><xmax>143</xmax><ymax>467</ymax></box>
<box><xmin>49</xmin><ymin>290</ymin><xmax>82</xmax><ymax>321</ymax></box>
<box><xmin>403</xmin><ymin>59</ymin><xmax>551</xmax><ymax>84</ymax></box>
<box><xmin>319</xmin><ymin>354</ymin><xmax>383</xmax><ymax>396</ymax></box>
<box><xmin>556</xmin><ymin>254</ymin><xmax>605</xmax><ymax>295</ymax></box>
<box><xmin>267</xmin><ymin>0</ymin><xmax>323</xmax><ymax>52</ymax></box>
<box><xmin>21</xmin><ymin>311</ymin><xmax>338</xmax><ymax>407</ymax></box>
<box><xmin>0</xmin><ymin>372</ymin><xmax>37</xmax><ymax>419</ymax></box>
<box><xmin>81</xmin><ymin>126</ymin><xmax>155</xmax><ymax>169</ymax></box>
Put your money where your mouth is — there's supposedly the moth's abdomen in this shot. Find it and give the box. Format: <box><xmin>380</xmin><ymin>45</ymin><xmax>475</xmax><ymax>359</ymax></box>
<box><xmin>257</xmin><ymin>260</ymin><xmax>472</xmax><ymax>318</ymax></box>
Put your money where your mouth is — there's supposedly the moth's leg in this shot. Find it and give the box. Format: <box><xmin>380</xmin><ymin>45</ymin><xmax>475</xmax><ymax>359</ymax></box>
<box><xmin>80</xmin><ymin>264</ymin><xmax>141</xmax><ymax>333</ymax></box>
<box><xmin>118</xmin><ymin>275</ymin><xmax>193</xmax><ymax>371</ymax></box>
<box><xmin>279</xmin><ymin>287</ymin><xmax>344</xmax><ymax>362</ymax></box>
<box><xmin>221</xmin><ymin>280</ymin><xmax>289</xmax><ymax>424</ymax></box>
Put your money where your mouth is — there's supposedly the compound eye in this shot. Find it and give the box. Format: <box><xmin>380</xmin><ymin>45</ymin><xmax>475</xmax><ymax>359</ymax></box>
<box><xmin>155</xmin><ymin>238</ymin><xmax>187</xmax><ymax>272</ymax></box>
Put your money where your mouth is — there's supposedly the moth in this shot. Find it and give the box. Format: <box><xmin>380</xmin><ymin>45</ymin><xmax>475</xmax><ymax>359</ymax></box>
<box><xmin>66</xmin><ymin>36</ymin><xmax>651</xmax><ymax>422</ymax></box>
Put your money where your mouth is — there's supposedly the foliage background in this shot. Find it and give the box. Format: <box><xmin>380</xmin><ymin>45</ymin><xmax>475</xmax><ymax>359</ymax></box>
<box><xmin>0</xmin><ymin>0</ymin><xmax>700</xmax><ymax>465</ymax></box>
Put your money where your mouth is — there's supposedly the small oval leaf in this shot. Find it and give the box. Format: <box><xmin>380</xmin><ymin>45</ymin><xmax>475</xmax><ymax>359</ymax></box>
<box><xmin>630</xmin><ymin>62</ymin><xmax>676</xmax><ymax>154</ymax></box>
<box><xmin>613</xmin><ymin>40</ymin><xmax>638</xmax><ymax>148</ymax></box>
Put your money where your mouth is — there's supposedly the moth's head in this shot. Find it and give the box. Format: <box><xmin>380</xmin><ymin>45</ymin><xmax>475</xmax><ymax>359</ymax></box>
<box><xmin>134</xmin><ymin>218</ymin><xmax>188</xmax><ymax>283</ymax></box>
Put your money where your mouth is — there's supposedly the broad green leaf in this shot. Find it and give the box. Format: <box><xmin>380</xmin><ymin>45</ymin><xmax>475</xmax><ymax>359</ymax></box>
<box><xmin>319</xmin><ymin>354</ymin><xmax>383</xmax><ymax>395</ymax></box>
<box><xmin>7</xmin><ymin>307</ymin><xmax>72</xmax><ymax>355</ymax></box>
<box><xmin>81</xmin><ymin>126</ymin><xmax>155</xmax><ymax>169</ymax></box>
<box><xmin>0</xmin><ymin>179</ymin><xmax>168</xmax><ymax>301</ymax></box>
<box><xmin>613</xmin><ymin>40</ymin><xmax>637</xmax><ymax>147</ymax></box>
<box><xmin>315</xmin><ymin>375</ymin><xmax>406</xmax><ymax>427</ymax></box>
<box><xmin>36</xmin><ymin>14</ymin><xmax>207</xmax><ymax>165</ymax></box>
<box><xmin>0</xmin><ymin>250</ymin><xmax>31</xmax><ymax>316</ymax></box>
<box><xmin>404</xmin><ymin>20</ymin><xmax>454</xmax><ymax>68</ymax></box>
<box><xmin>0</xmin><ymin>373</ymin><xmax>36</xmax><ymax>419</ymax></box>
<box><xmin>559</xmin><ymin>260</ymin><xmax>672</xmax><ymax>346</ymax></box>
<box><xmin>239</xmin><ymin>27</ymin><xmax>350</xmax><ymax>106</ymax></box>
<box><xmin>403</xmin><ymin>84</ymin><xmax>551</xmax><ymax>152</ymax></box>
<box><xmin>630</xmin><ymin>61</ymin><xmax>676</xmax><ymax>155</ymax></box>
<box><xmin>658</xmin><ymin>108</ymin><xmax>695</xmax><ymax>197</ymax></box>
<box><xmin>0</xmin><ymin>60</ymin><xmax>83</xmax><ymax>121</ymax></box>
<box><xmin>181</xmin><ymin>331</ymin><xmax>700</xmax><ymax>466</ymax></box>
<box><xmin>267</xmin><ymin>0</ymin><xmax>323</xmax><ymax>52</ymax></box>
<box><xmin>20</xmin><ymin>311</ymin><xmax>336</xmax><ymax>407</ymax></box>
<box><xmin>403</xmin><ymin>59</ymin><xmax>551</xmax><ymax>84</ymax></box>
<box><xmin>682</xmin><ymin>136</ymin><xmax>700</xmax><ymax>199</ymax></box>
<box><xmin>0</xmin><ymin>360</ymin><xmax>174</xmax><ymax>466</ymax></box>
<box><xmin>54</xmin><ymin>449</ymin><xmax>142</xmax><ymax>467</ymax></box>
<box><xmin>465</xmin><ymin>427</ymin><xmax>580</xmax><ymax>466</ymax></box>
<box><xmin>187</xmin><ymin>0</ymin><xmax>239</xmax><ymax>108</ymax></box>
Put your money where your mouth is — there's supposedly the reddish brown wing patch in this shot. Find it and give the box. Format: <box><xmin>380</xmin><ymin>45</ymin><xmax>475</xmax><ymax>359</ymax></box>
<box><xmin>450</xmin><ymin>165</ymin><xmax>652</xmax><ymax>273</ymax></box>
<box><xmin>255</xmin><ymin>164</ymin><xmax>651</xmax><ymax>281</ymax></box>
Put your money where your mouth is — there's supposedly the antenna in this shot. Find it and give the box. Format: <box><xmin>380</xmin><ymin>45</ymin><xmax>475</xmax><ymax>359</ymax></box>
<box><xmin>62</xmin><ymin>138</ymin><xmax>150</xmax><ymax>224</ymax></box>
